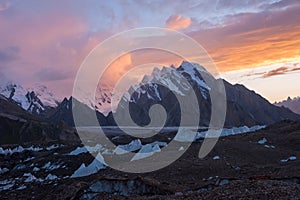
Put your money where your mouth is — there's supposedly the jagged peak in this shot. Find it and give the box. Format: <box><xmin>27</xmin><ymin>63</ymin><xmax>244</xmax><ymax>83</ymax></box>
<box><xmin>179</xmin><ymin>61</ymin><xmax>208</xmax><ymax>73</ymax></box>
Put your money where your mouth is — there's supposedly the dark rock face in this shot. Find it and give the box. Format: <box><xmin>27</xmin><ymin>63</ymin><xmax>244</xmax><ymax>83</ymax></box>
<box><xmin>0</xmin><ymin>94</ymin><xmax>78</xmax><ymax>144</ymax></box>
<box><xmin>49</xmin><ymin>97</ymin><xmax>108</xmax><ymax>127</ymax></box>
<box><xmin>128</xmin><ymin>84</ymin><xmax>182</xmax><ymax>127</ymax></box>
<box><xmin>224</xmin><ymin>81</ymin><xmax>300</xmax><ymax>126</ymax></box>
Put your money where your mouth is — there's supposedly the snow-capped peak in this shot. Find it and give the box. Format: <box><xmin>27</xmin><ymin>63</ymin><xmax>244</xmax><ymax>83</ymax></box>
<box><xmin>180</xmin><ymin>61</ymin><xmax>208</xmax><ymax>73</ymax></box>
<box><xmin>178</xmin><ymin>61</ymin><xmax>211</xmax><ymax>92</ymax></box>
<box><xmin>95</xmin><ymin>86</ymin><xmax>112</xmax><ymax>115</ymax></box>
<box><xmin>119</xmin><ymin>61</ymin><xmax>212</xmax><ymax>107</ymax></box>
<box><xmin>27</xmin><ymin>84</ymin><xmax>59</xmax><ymax>108</ymax></box>
<box><xmin>151</xmin><ymin>67</ymin><xmax>160</xmax><ymax>77</ymax></box>
<box><xmin>77</xmin><ymin>61</ymin><xmax>213</xmax><ymax>115</ymax></box>
<box><xmin>0</xmin><ymin>82</ymin><xmax>32</xmax><ymax>110</ymax></box>
<box><xmin>0</xmin><ymin>80</ymin><xmax>59</xmax><ymax>114</ymax></box>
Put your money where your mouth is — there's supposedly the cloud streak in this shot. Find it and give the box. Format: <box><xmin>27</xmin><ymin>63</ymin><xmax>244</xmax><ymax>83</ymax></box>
<box><xmin>262</xmin><ymin>66</ymin><xmax>300</xmax><ymax>78</ymax></box>
<box><xmin>241</xmin><ymin>64</ymin><xmax>300</xmax><ymax>79</ymax></box>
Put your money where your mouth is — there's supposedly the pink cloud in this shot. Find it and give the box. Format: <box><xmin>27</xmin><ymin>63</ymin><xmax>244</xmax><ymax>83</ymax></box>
<box><xmin>0</xmin><ymin>8</ymin><xmax>112</xmax><ymax>99</ymax></box>
<box><xmin>166</xmin><ymin>15</ymin><xmax>191</xmax><ymax>30</ymax></box>
<box><xmin>100</xmin><ymin>53</ymin><xmax>133</xmax><ymax>86</ymax></box>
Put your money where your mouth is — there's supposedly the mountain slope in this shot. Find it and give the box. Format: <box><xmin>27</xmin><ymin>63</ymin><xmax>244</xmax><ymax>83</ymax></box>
<box><xmin>49</xmin><ymin>97</ymin><xmax>108</xmax><ymax>127</ymax></box>
<box><xmin>0</xmin><ymin>94</ymin><xmax>77</xmax><ymax>144</ymax></box>
<box><xmin>224</xmin><ymin>81</ymin><xmax>300</xmax><ymax>126</ymax></box>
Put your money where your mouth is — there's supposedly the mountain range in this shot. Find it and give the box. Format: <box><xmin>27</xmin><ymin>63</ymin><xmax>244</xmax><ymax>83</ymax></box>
<box><xmin>113</xmin><ymin>61</ymin><xmax>300</xmax><ymax>128</ymax></box>
<box><xmin>0</xmin><ymin>61</ymin><xmax>299</xmax><ymax>144</ymax></box>
<box><xmin>0</xmin><ymin>82</ymin><xmax>59</xmax><ymax>117</ymax></box>
<box><xmin>275</xmin><ymin>97</ymin><xmax>300</xmax><ymax>115</ymax></box>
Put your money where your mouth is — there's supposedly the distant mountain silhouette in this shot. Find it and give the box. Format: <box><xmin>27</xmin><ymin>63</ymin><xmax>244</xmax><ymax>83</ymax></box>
<box><xmin>275</xmin><ymin>97</ymin><xmax>300</xmax><ymax>114</ymax></box>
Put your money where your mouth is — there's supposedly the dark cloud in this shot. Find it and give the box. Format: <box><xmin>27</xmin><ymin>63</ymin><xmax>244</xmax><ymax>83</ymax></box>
<box><xmin>242</xmin><ymin>64</ymin><xmax>300</xmax><ymax>79</ymax></box>
<box><xmin>263</xmin><ymin>66</ymin><xmax>289</xmax><ymax>78</ymax></box>
<box><xmin>290</xmin><ymin>67</ymin><xmax>300</xmax><ymax>72</ymax></box>
<box><xmin>0</xmin><ymin>46</ymin><xmax>20</xmax><ymax>63</ymax></box>
<box><xmin>34</xmin><ymin>67</ymin><xmax>72</xmax><ymax>81</ymax></box>
<box><xmin>262</xmin><ymin>66</ymin><xmax>300</xmax><ymax>78</ymax></box>
<box><xmin>263</xmin><ymin>66</ymin><xmax>300</xmax><ymax>78</ymax></box>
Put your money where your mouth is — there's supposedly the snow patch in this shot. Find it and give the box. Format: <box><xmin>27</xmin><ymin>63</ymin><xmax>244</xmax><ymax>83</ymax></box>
<box><xmin>281</xmin><ymin>156</ymin><xmax>297</xmax><ymax>163</ymax></box>
<box><xmin>131</xmin><ymin>144</ymin><xmax>161</xmax><ymax>161</ymax></box>
<box><xmin>258</xmin><ymin>138</ymin><xmax>267</xmax><ymax>145</ymax></box>
<box><xmin>114</xmin><ymin>139</ymin><xmax>142</xmax><ymax>155</ymax></box>
<box><xmin>69</xmin><ymin>147</ymin><xmax>88</xmax><ymax>155</ymax></box>
<box><xmin>69</xmin><ymin>144</ymin><xmax>102</xmax><ymax>156</ymax></box>
<box><xmin>42</xmin><ymin>162</ymin><xmax>61</xmax><ymax>171</ymax></box>
<box><xmin>213</xmin><ymin>156</ymin><xmax>220</xmax><ymax>160</ymax></box>
<box><xmin>0</xmin><ymin>146</ymin><xmax>25</xmax><ymax>156</ymax></box>
<box><xmin>195</xmin><ymin>125</ymin><xmax>265</xmax><ymax>140</ymax></box>
<box><xmin>33</xmin><ymin>167</ymin><xmax>40</xmax><ymax>172</ymax></box>
<box><xmin>45</xmin><ymin>174</ymin><xmax>58</xmax><ymax>181</ymax></box>
<box><xmin>24</xmin><ymin>157</ymin><xmax>35</xmax><ymax>162</ymax></box>
<box><xmin>71</xmin><ymin>153</ymin><xmax>106</xmax><ymax>178</ymax></box>
<box><xmin>16</xmin><ymin>185</ymin><xmax>27</xmax><ymax>190</ymax></box>
<box><xmin>23</xmin><ymin>173</ymin><xmax>37</xmax><ymax>183</ymax></box>
<box><xmin>264</xmin><ymin>145</ymin><xmax>275</xmax><ymax>149</ymax></box>
<box><xmin>46</xmin><ymin>144</ymin><xmax>61</xmax><ymax>151</ymax></box>
<box><xmin>25</xmin><ymin>146</ymin><xmax>43</xmax><ymax>152</ymax></box>
<box><xmin>174</xmin><ymin>128</ymin><xmax>198</xmax><ymax>142</ymax></box>
<box><xmin>0</xmin><ymin>168</ymin><xmax>9</xmax><ymax>174</ymax></box>
<box><xmin>0</xmin><ymin>182</ymin><xmax>14</xmax><ymax>191</ymax></box>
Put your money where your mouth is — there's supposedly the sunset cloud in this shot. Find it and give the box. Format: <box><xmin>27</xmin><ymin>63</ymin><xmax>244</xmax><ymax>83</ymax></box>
<box><xmin>166</xmin><ymin>15</ymin><xmax>191</xmax><ymax>30</ymax></box>
<box><xmin>101</xmin><ymin>53</ymin><xmax>133</xmax><ymax>86</ymax></box>
<box><xmin>238</xmin><ymin>63</ymin><xmax>300</xmax><ymax>79</ymax></box>
<box><xmin>245</xmin><ymin>65</ymin><xmax>300</xmax><ymax>78</ymax></box>
<box><xmin>263</xmin><ymin>66</ymin><xmax>290</xmax><ymax>78</ymax></box>
<box><xmin>188</xmin><ymin>2</ymin><xmax>300</xmax><ymax>72</ymax></box>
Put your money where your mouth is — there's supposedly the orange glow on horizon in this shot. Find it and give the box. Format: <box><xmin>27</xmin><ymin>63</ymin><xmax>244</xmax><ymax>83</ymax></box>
<box><xmin>204</xmin><ymin>25</ymin><xmax>300</xmax><ymax>72</ymax></box>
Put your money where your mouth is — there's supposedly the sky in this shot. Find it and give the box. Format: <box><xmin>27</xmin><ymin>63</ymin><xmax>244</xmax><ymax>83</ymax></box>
<box><xmin>0</xmin><ymin>0</ymin><xmax>299</xmax><ymax>102</ymax></box>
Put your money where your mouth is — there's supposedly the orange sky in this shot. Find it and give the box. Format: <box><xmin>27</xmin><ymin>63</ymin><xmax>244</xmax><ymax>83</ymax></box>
<box><xmin>206</xmin><ymin>25</ymin><xmax>300</xmax><ymax>72</ymax></box>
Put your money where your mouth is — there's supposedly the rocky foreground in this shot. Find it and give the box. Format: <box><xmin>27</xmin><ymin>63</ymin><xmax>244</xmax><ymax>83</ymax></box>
<box><xmin>0</xmin><ymin>120</ymin><xmax>300</xmax><ymax>199</ymax></box>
